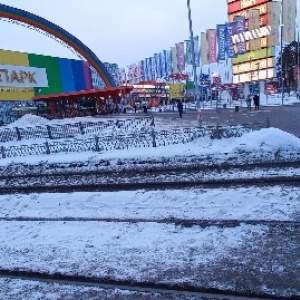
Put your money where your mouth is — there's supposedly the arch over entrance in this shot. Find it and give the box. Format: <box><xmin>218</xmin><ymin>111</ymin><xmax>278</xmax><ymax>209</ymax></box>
<box><xmin>0</xmin><ymin>4</ymin><xmax>116</xmax><ymax>88</ymax></box>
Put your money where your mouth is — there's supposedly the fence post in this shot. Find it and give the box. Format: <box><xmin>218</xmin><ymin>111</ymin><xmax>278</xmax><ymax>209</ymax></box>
<box><xmin>79</xmin><ymin>122</ymin><xmax>84</xmax><ymax>135</ymax></box>
<box><xmin>1</xmin><ymin>146</ymin><xmax>6</xmax><ymax>158</ymax></box>
<box><xmin>46</xmin><ymin>125</ymin><xmax>53</xmax><ymax>139</ymax></box>
<box><xmin>214</xmin><ymin>124</ymin><xmax>221</xmax><ymax>139</ymax></box>
<box><xmin>151</xmin><ymin>116</ymin><xmax>155</xmax><ymax>127</ymax></box>
<box><xmin>95</xmin><ymin>136</ymin><xmax>100</xmax><ymax>152</ymax></box>
<box><xmin>152</xmin><ymin>129</ymin><xmax>156</xmax><ymax>147</ymax></box>
<box><xmin>45</xmin><ymin>141</ymin><xmax>50</xmax><ymax>155</ymax></box>
<box><xmin>15</xmin><ymin>127</ymin><xmax>21</xmax><ymax>141</ymax></box>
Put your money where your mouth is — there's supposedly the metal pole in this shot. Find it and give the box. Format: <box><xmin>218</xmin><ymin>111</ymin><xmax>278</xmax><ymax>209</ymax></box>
<box><xmin>280</xmin><ymin>0</ymin><xmax>284</xmax><ymax>106</ymax></box>
<box><xmin>187</xmin><ymin>0</ymin><xmax>198</xmax><ymax>103</ymax></box>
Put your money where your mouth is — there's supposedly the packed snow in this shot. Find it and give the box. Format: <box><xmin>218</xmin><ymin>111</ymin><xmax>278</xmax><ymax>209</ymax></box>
<box><xmin>0</xmin><ymin>99</ymin><xmax>300</xmax><ymax>299</ymax></box>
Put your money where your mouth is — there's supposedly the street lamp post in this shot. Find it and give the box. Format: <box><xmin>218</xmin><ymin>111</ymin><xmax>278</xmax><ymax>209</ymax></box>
<box><xmin>186</xmin><ymin>0</ymin><xmax>199</xmax><ymax>103</ymax></box>
<box><xmin>280</xmin><ymin>0</ymin><xmax>284</xmax><ymax>105</ymax></box>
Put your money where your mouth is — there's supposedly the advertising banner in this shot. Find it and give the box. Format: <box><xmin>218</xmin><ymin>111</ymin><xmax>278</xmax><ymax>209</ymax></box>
<box><xmin>154</xmin><ymin>53</ymin><xmax>160</xmax><ymax>79</ymax></box>
<box><xmin>171</xmin><ymin>47</ymin><xmax>179</xmax><ymax>74</ymax></box>
<box><xmin>200</xmin><ymin>32</ymin><xmax>209</xmax><ymax>66</ymax></box>
<box><xmin>217</xmin><ymin>24</ymin><xmax>226</xmax><ymax>61</ymax></box>
<box><xmin>234</xmin><ymin>16</ymin><xmax>247</xmax><ymax>54</ymax></box>
<box><xmin>282</xmin><ymin>0</ymin><xmax>296</xmax><ymax>43</ymax></box>
<box><xmin>175</xmin><ymin>42</ymin><xmax>185</xmax><ymax>73</ymax></box>
<box><xmin>164</xmin><ymin>49</ymin><xmax>173</xmax><ymax>77</ymax></box>
<box><xmin>150</xmin><ymin>57</ymin><xmax>156</xmax><ymax>80</ymax></box>
<box><xmin>268</xmin><ymin>2</ymin><xmax>281</xmax><ymax>46</ymax></box>
<box><xmin>160</xmin><ymin>51</ymin><xmax>167</xmax><ymax>78</ymax></box>
<box><xmin>193</xmin><ymin>36</ymin><xmax>200</xmax><ymax>67</ymax></box>
<box><xmin>225</xmin><ymin>22</ymin><xmax>236</xmax><ymax>58</ymax></box>
<box><xmin>169</xmin><ymin>83</ymin><xmax>185</xmax><ymax>98</ymax></box>
<box><xmin>0</xmin><ymin>64</ymin><xmax>48</xmax><ymax>88</ymax></box>
<box><xmin>207</xmin><ymin>29</ymin><xmax>217</xmax><ymax>63</ymax></box>
<box><xmin>248</xmin><ymin>9</ymin><xmax>261</xmax><ymax>50</ymax></box>
<box><xmin>185</xmin><ymin>40</ymin><xmax>193</xmax><ymax>66</ymax></box>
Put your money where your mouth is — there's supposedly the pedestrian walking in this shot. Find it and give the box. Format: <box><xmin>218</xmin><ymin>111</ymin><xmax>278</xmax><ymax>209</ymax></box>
<box><xmin>195</xmin><ymin>99</ymin><xmax>202</xmax><ymax>125</ymax></box>
<box><xmin>134</xmin><ymin>104</ymin><xmax>137</xmax><ymax>113</ymax></box>
<box><xmin>246</xmin><ymin>94</ymin><xmax>252</xmax><ymax>111</ymax></box>
<box><xmin>253</xmin><ymin>93</ymin><xmax>260</xmax><ymax>110</ymax></box>
<box><xmin>143</xmin><ymin>104</ymin><xmax>148</xmax><ymax>115</ymax></box>
<box><xmin>177</xmin><ymin>100</ymin><xmax>184</xmax><ymax>118</ymax></box>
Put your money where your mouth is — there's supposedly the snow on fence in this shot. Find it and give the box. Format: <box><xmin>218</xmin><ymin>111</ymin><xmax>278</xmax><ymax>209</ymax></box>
<box><xmin>0</xmin><ymin>118</ymin><xmax>270</xmax><ymax>159</ymax></box>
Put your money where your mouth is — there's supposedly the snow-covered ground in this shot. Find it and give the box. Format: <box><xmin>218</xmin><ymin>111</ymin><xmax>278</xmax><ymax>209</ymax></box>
<box><xmin>0</xmin><ymin>97</ymin><xmax>300</xmax><ymax>299</ymax></box>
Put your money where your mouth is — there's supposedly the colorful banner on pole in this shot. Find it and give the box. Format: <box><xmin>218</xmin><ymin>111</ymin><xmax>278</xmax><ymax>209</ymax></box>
<box><xmin>207</xmin><ymin>29</ymin><xmax>217</xmax><ymax>64</ymax></box>
<box><xmin>234</xmin><ymin>16</ymin><xmax>246</xmax><ymax>54</ymax></box>
<box><xmin>175</xmin><ymin>42</ymin><xmax>185</xmax><ymax>73</ymax></box>
<box><xmin>225</xmin><ymin>22</ymin><xmax>236</xmax><ymax>58</ymax></box>
<box><xmin>217</xmin><ymin>24</ymin><xmax>226</xmax><ymax>61</ymax></box>
<box><xmin>200</xmin><ymin>32</ymin><xmax>209</xmax><ymax>66</ymax></box>
<box><xmin>248</xmin><ymin>9</ymin><xmax>261</xmax><ymax>51</ymax></box>
<box><xmin>282</xmin><ymin>0</ymin><xmax>296</xmax><ymax>43</ymax></box>
<box><xmin>268</xmin><ymin>2</ymin><xmax>281</xmax><ymax>46</ymax></box>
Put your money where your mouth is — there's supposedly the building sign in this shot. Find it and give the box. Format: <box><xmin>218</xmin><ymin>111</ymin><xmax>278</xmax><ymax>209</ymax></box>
<box><xmin>232</xmin><ymin>57</ymin><xmax>273</xmax><ymax>74</ymax></box>
<box><xmin>229</xmin><ymin>3</ymin><xmax>269</xmax><ymax>21</ymax></box>
<box><xmin>233</xmin><ymin>67</ymin><xmax>274</xmax><ymax>83</ymax></box>
<box><xmin>232</xmin><ymin>47</ymin><xmax>273</xmax><ymax>64</ymax></box>
<box><xmin>228</xmin><ymin>0</ymin><xmax>270</xmax><ymax>13</ymax></box>
<box><xmin>231</xmin><ymin>25</ymin><xmax>271</xmax><ymax>44</ymax></box>
<box><xmin>0</xmin><ymin>65</ymin><xmax>48</xmax><ymax>88</ymax></box>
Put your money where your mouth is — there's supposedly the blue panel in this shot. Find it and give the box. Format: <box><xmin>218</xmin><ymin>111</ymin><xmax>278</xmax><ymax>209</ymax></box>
<box><xmin>71</xmin><ymin>60</ymin><xmax>86</xmax><ymax>91</ymax></box>
<box><xmin>59</xmin><ymin>58</ymin><xmax>75</xmax><ymax>93</ymax></box>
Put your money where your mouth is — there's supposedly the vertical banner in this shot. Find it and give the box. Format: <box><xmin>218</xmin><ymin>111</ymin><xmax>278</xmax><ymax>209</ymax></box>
<box><xmin>160</xmin><ymin>51</ymin><xmax>167</xmax><ymax>78</ymax></box>
<box><xmin>117</xmin><ymin>68</ymin><xmax>126</xmax><ymax>84</ymax></box>
<box><xmin>248</xmin><ymin>9</ymin><xmax>261</xmax><ymax>50</ymax></box>
<box><xmin>200</xmin><ymin>32</ymin><xmax>209</xmax><ymax>66</ymax></box>
<box><xmin>282</xmin><ymin>0</ymin><xmax>296</xmax><ymax>43</ymax></box>
<box><xmin>176</xmin><ymin>42</ymin><xmax>185</xmax><ymax>73</ymax></box>
<box><xmin>171</xmin><ymin>47</ymin><xmax>179</xmax><ymax>74</ymax></box>
<box><xmin>193</xmin><ymin>36</ymin><xmax>200</xmax><ymax>67</ymax></box>
<box><xmin>144</xmin><ymin>59</ymin><xmax>148</xmax><ymax>82</ymax></box>
<box><xmin>154</xmin><ymin>53</ymin><xmax>160</xmax><ymax>79</ymax></box>
<box><xmin>234</xmin><ymin>16</ymin><xmax>246</xmax><ymax>54</ymax></box>
<box><xmin>268</xmin><ymin>2</ymin><xmax>281</xmax><ymax>46</ymax></box>
<box><xmin>138</xmin><ymin>60</ymin><xmax>144</xmax><ymax>83</ymax></box>
<box><xmin>207</xmin><ymin>29</ymin><xmax>217</xmax><ymax>63</ymax></box>
<box><xmin>164</xmin><ymin>49</ymin><xmax>173</xmax><ymax>77</ymax></box>
<box><xmin>150</xmin><ymin>57</ymin><xmax>156</xmax><ymax>80</ymax></box>
<box><xmin>217</xmin><ymin>24</ymin><xmax>226</xmax><ymax>61</ymax></box>
<box><xmin>225</xmin><ymin>22</ymin><xmax>236</xmax><ymax>58</ymax></box>
<box><xmin>185</xmin><ymin>40</ymin><xmax>193</xmax><ymax>66</ymax></box>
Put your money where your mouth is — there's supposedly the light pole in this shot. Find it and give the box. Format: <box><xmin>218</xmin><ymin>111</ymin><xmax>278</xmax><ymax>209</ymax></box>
<box><xmin>186</xmin><ymin>0</ymin><xmax>199</xmax><ymax>103</ymax></box>
<box><xmin>280</xmin><ymin>0</ymin><xmax>284</xmax><ymax>105</ymax></box>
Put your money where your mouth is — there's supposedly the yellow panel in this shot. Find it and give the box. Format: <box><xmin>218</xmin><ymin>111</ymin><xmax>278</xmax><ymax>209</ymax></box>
<box><xmin>0</xmin><ymin>49</ymin><xmax>30</xmax><ymax>66</ymax></box>
<box><xmin>0</xmin><ymin>91</ymin><xmax>35</xmax><ymax>100</ymax></box>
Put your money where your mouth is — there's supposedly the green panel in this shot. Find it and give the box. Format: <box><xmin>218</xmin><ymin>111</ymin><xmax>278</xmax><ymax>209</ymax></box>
<box><xmin>232</xmin><ymin>48</ymin><xmax>274</xmax><ymax>65</ymax></box>
<box><xmin>28</xmin><ymin>54</ymin><xmax>63</xmax><ymax>96</ymax></box>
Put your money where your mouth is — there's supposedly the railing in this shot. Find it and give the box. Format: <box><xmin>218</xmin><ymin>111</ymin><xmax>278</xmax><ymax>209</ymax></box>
<box><xmin>0</xmin><ymin>116</ymin><xmax>155</xmax><ymax>143</ymax></box>
<box><xmin>0</xmin><ymin>119</ymin><xmax>270</xmax><ymax>159</ymax></box>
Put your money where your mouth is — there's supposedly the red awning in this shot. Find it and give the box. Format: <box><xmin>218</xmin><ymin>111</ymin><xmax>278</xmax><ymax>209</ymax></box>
<box><xmin>33</xmin><ymin>86</ymin><xmax>134</xmax><ymax>102</ymax></box>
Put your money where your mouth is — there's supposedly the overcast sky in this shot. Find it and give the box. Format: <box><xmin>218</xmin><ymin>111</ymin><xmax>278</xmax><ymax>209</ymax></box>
<box><xmin>1</xmin><ymin>1</ymin><xmax>300</xmax><ymax>69</ymax></box>
<box><xmin>0</xmin><ymin>0</ymin><xmax>228</xmax><ymax>68</ymax></box>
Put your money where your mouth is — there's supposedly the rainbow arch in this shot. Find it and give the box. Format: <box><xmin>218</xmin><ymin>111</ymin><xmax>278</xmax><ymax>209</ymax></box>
<box><xmin>0</xmin><ymin>4</ymin><xmax>116</xmax><ymax>88</ymax></box>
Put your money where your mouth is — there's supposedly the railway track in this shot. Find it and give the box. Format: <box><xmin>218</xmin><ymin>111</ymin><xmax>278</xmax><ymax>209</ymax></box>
<box><xmin>0</xmin><ymin>268</ymin><xmax>290</xmax><ymax>300</ymax></box>
<box><xmin>0</xmin><ymin>161</ymin><xmax>300</xmax><ymax>194</ymax></box>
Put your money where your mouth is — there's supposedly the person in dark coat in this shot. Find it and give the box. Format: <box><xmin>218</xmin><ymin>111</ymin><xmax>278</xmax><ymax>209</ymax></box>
<box><xmin>143</xmin><ymin>104</ymin><xmax>148</xmax><ymax>115</ymax></box>
<box><xmin>177</xmin><ymin>101</ymin><xmax>184</xmax><ymax>118</ymax></box>
<box><xmin>253</xmin><ymin>93</ymin><xmax>260</xmax><ymax>110</ymax></box>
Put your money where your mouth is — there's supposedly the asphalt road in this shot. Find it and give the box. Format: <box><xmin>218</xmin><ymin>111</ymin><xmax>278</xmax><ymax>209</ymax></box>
<box><xmin>149</xmin><ymin>104</ymin><xmax>300</xmax><ymax>138</ymax></box>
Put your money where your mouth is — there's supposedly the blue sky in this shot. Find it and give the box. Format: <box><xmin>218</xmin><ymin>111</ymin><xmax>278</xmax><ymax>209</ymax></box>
<box><xmin>0</xmin><ymin>0</ymin><xmax>227</xmax><ymax>67</ymax></box>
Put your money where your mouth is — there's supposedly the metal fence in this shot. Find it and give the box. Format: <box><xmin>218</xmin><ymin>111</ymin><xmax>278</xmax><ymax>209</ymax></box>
<box><xmin>0</xmin><ymin>118</ymin><xmax>270</xmax><ymax>159</ymax></box>
<box><xmin>0</xmin><ymin>116</ymin><xmax>155</xmax><ymax>143</ymax></box>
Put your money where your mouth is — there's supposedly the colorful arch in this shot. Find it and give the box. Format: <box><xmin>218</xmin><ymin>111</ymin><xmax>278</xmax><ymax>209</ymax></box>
<box><xmin>0</xmin><ymin>4</ymin><xmax>116</xmax><ymax>88</ymax></box>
